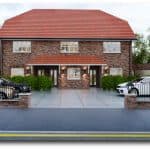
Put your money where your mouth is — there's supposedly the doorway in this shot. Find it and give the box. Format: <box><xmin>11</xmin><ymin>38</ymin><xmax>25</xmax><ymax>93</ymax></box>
<box><xmin>90</xmin><ymin>66</ymin><xmax>101</xmax><ymax>87</ymax></box>
<box><xmin>34</xmin><ymin>66</ymin><xmax>59</xmax><ymax>87</ymax></box>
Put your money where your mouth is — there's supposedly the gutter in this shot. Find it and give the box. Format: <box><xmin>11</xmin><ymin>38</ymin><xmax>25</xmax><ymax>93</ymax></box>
<box><xmin>0</xmin><ymin>37</ymin><xmax>137</xmax><ymax>41</ymax></box>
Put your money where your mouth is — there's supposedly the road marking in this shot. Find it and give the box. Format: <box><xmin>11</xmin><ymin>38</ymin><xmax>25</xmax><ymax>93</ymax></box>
<box><xmin>1</xmin><ymin>133</ymin><xmax>150</xmax><ymax>138</ymax></box>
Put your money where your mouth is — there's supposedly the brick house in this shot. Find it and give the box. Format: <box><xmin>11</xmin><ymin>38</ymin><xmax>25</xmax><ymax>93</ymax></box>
<box><xmin>0</xmin><ymin>9</ymin><xmax>135</xmax><ymax>88</ymax></box>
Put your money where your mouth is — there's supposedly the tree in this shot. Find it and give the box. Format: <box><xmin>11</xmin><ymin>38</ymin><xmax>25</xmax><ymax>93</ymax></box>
<box><xmin>133</xmin><ymin>34</ymin><xmax>150</xmax><ymax>64</ymax></box>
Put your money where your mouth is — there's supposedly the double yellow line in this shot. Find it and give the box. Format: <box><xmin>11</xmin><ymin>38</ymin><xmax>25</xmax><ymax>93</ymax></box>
<box><xmin>0</xmin><ymin>133</ymin><xmax>150</xmax><ymax>138</ymax></box>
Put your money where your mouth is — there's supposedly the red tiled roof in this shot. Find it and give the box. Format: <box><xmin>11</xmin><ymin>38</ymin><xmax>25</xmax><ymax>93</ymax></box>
<box><xmin>0</xmin><ymin>9</ymin><xmax>135</xmax><ymax>39</ymax></box>
<box><xmin>27</xmin><ymin>55</ymin><xmax>106</xmax><ymax>65</ymax></box>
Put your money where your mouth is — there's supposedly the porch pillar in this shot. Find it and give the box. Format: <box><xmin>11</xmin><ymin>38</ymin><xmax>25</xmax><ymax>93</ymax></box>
<box><xmin>30</xmin><ymin>66</ymin><xmax>33</xmax><ymax>75</ymax></box>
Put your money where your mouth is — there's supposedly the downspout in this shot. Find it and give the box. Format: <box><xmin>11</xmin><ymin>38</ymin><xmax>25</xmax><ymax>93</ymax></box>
<box><xmin>129</xmin><ymin>41</ymin><xmax>132</xmax><ymax>76</ymax></box>
<box><xmin>0</xmin><ymin>39</ymin><xmax>2</xmax><ymax>76</ymax></box>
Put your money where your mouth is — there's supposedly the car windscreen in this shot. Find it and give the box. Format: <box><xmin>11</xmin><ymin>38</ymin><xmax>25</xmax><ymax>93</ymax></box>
<box><xmin>1</xmin><ymin>78</ymin><xmax>11</xmax><ymax>83</ymax></box>
<box><xmin>132</xmin><ymin>78</ymin><xmax>144</xmax><ymax>83</ymax></box>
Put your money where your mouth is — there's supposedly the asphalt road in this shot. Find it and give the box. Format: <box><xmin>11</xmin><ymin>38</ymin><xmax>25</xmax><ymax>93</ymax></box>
<box><xmin>0</xmin><ymin>108</ymin><xmax>150</xmax><ymax>132</ymax></box>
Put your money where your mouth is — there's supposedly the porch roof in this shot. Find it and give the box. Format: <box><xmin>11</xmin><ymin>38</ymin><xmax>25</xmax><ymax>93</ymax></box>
<box><xmin>27</xmin><ymin>55</ymin><xmax>106</xmax><ymax>66</ymax></box>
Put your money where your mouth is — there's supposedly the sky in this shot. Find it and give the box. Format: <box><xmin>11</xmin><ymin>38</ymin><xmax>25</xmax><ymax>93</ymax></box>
<box><xmin>0</xmin><ymin>0</ymin><xmax>150</xmax><ymax>36</ymax></box>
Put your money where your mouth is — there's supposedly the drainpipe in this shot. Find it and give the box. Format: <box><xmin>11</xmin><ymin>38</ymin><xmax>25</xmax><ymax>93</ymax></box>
<box><xmin>129</xmin><ymin>41</ymin><xmax>132</xmax><ymax>76</ymax></box>
<box><xmin>0</xmin><ymin>40</ymin><xmax>2</xmax><ymax>76</ymax></box>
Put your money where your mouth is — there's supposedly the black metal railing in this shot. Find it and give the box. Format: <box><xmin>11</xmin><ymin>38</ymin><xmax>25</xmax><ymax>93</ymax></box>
<box><xmin>0</xmin><ymin>86</ymin><xmax>19</xmax><ymax>100</ymax></box>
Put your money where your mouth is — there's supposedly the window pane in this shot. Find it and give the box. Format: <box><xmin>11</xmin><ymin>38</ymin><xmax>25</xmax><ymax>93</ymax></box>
<box><xmin>67</xmin><ymin>68</ymin><xmax>81</xmax><ymax>80</ymax></box>
<box><xmin>110</xmin><ymin>68</ymin><xmax>123</xmax><ymax>76</ymax></box>
<box><xmin>103</xmin><ymin>42</ymin><xmax>121</xmax><ymax>53</ymax></box>
<box><xmin>13</xmin><ymin>41</ymin><xmax>31</xmax><ymax>53</ymax></box>
<box><xmin>60</xmin><ymin>42</ymin><xmax>79</xmax><ymax>53</ymax></box>
<box><xmin>11</xmin><ymin>68</ymin><xmax>24</xmax><ymax>77</ymax></box>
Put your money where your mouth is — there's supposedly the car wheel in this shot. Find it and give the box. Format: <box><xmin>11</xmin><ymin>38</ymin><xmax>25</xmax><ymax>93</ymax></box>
<box><xmin>130</xmin><ymin>88</ymin><xmax>139</xmax><ymax>96</ymax></box>
<box><xmin>0</xmin><ymin>92</ymin><xmax>7</xmax><ymax>99</ymax></box>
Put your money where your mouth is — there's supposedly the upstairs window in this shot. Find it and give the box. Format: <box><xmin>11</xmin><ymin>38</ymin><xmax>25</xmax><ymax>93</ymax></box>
<box><xmin>13</xmin><ymin>41</ymin><xmax>31</xmax><ymax>53</ymax></box>
<box><xmin>60</xmin><ymin>42</ymin><xmax>79</xmax><ymax>53</ymax></box>
<box><xmin>103</xmin><ymin>42</ymin><xmax>121</xmax><ymax>53</ymax></box>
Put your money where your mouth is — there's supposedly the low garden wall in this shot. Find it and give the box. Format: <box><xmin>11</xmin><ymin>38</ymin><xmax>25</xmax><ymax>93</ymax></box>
<box><xmin>125</xmin><ymin>94</ymin><xmax>150</xmax><ymax>109</ymax></box>
<box><xmin>133</xmin><ymin>64</ymin><xmax>150</xmax><ymax>76</ymax></box>
<box><xmin>0</xmin><ymin>93</ymin><xmax>31</xmax><ymax>108</ymax></box>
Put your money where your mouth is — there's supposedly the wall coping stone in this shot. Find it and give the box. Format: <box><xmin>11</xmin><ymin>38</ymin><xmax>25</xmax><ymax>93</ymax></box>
<box><xmin>19</xmin><ymin>93</ymin><xmax>32</xmax><ymax>96</ymax></box>
<box><xmin>125</xmin><ymin>94</ymin><xmax>137</xmax><ymax>96</ymax></box>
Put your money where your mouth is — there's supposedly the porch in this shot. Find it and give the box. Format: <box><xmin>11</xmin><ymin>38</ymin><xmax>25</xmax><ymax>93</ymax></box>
<box><xmin>27</xmin><ymin>55</ymin><xmax>106</xmax><ymax>88</ymax></box>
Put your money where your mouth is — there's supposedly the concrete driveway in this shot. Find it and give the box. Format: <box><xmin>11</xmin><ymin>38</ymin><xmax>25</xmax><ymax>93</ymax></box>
<box><xmin>29</xmin><ymin>88</ymin><xmax>124</xmax><ymax>108</ymax></box>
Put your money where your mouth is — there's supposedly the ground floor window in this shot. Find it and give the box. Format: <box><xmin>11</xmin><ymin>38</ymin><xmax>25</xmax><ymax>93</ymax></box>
<box><xmin>11</xmin><ymin>68</ymin><xmax>24</xmax><ymax>77</ymax></box>
<box><xmin>67</xmin><ymin>67</ymin><xmax>81</xmax><ymax>80</ymax></box>
<box><xmin>110</xmin><ymin>67</ymin><xmax>123</xmax><ymax>76</ymax></box>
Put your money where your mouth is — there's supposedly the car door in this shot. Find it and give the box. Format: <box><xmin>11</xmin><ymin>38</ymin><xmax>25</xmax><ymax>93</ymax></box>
<box><xmin>142</xmin><ymin>78</ymin><xmax>150</xmax><ymax>95</ymax></box>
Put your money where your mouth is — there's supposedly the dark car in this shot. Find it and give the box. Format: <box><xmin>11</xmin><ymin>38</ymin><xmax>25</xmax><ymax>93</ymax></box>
<box><xmin>0</xmin><ymin>77</ymin><xmax>31</xmax><ymax>93</ymax></box>
<box><xmin>0</xmin><ymin>86</ymin><xmax>19</xmax><ymax>99</ymax></box>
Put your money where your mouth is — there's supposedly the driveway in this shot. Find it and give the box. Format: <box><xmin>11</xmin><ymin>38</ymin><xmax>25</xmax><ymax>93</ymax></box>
<box><xmin>29</xmin><ymin>88</ymin><xmax>124</xmax><ymax>108</ymax></box>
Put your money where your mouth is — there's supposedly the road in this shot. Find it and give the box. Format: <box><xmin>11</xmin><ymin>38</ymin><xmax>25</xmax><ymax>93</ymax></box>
<box><xmin>0</xmin><ymin>108</ymin><xmax>150</xmax><ymax>132</ymax></box>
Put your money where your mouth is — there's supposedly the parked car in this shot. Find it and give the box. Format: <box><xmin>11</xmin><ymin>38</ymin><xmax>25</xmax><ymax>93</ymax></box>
<box><xmin>116</xmin><ymin>76</ymin><xmax>150</xmax><ymax>96</ymax></box>
<box><xmin>0</xmin><ymin>77</ymin><xmax>31</xmax><ymax>93</ymax></box>
<box><xmin>0</xmin><ymin>86</ymin><xmax>18</xmax><ymax>99</ymax></box>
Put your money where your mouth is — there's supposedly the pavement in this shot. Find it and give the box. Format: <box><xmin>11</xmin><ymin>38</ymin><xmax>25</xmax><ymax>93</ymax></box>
<box><xmin>0</xmin><ymin>108</ymin><xmax>150</xmax><ymax>132</ymax></box>
<box><xmin>30</xmin><ymin>88</ymin><xmax>124</xmax><ymax>108</ymax></box>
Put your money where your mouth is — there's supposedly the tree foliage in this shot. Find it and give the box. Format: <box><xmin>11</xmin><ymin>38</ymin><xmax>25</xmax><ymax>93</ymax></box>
<box><xmin>133</xmin><ymin>34</ymin><xmax>150</xmax><ymax>64</ymax></box>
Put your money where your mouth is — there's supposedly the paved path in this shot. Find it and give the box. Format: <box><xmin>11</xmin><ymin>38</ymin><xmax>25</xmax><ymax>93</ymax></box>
<box><xmin>30</xmin><ymin>88</ymin><xmax>124</xmax><ymax>108</ymax></box>
<box><xmin>0</xmin><ymin>108</ymin><xmax>150</xmax><ymax>132</ymax></box>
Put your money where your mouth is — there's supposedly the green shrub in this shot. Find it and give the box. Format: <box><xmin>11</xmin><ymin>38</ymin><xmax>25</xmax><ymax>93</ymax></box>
<box><xmin>126</xmin><ymin>75</ymin><xmax>139</xmax><ymax>81</ymax></box>
<box><xmin>101</xmin><ymin>75</ymin><xmax>114</xmax><ymax>90</ymax></box>
<box><xmin>24</xmin><ymin>76</ymin><xmax>38</xmax><ymax>90</ymax></box>
<box><xmin>10</xmin><ymin>76</ymin><xmax>25</xmax><ymax>83</ymax></box>
<box><xmin>112</xmin><ymin>75</ymin><xmax>126</xmax><ymax>89</ymax></box>
<box><xmin>8</xmin><ymin>75</ymin><xmax>53</xmax><ymax>91</ymax></box>
<box><xmin>37</xmin><ymin>76</ymin><xmax>53</xmax><ymax>91</ymax></box>
<box><xmin>101</xmin><ymin>75</ymin><xmax>138</xmax><ymax>90</ymax></box>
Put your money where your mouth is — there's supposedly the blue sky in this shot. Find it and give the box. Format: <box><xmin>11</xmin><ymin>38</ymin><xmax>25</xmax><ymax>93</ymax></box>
<box><xmin>0</xmin><ymin>0</ymin><xmax>150</xmax><ymax>36</ymax></box>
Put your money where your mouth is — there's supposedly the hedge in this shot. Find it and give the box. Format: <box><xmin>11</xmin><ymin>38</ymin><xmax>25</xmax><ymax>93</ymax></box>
<box><xmin>101</xmin><ymin>75</ymin><xmax>138</xmax><ymax>90</ymax></box>
<box><xmin>9</xmin><ymin>75</ymin><xmax>53</xmax><ymax>91</ymax></box>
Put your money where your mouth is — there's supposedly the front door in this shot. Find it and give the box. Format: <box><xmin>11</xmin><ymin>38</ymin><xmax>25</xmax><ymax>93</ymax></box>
<box><xmin>49</xmin><ymin>68</ymin><xmax>58</xmax><ymax>86</ymax></box>
<box><xmin>34</xmin><ymin>66</ymin><xmax>59</xmax><ymax>87</ymax></box>
<box><xmin>90</xmin><ymin>66</ymin><xmax>101</xmax><ymax>87</ymax></box>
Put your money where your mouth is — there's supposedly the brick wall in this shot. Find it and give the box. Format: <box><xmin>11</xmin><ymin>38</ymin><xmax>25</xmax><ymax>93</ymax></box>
<box><xmin>133</xmin><ymin>64</ymin><xmax>150</xmax><ymax>76</ymax></box>
<box><xmin>2</xmin><ymin>40</ymin><xmax>131</xmax><ymax>76</ymax></box>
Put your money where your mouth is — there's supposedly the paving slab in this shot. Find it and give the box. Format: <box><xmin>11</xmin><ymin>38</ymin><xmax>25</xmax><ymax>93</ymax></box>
<box><xmin>30</xmin><ymin>88</ymin><xmax>124</xmax><ymax>108</ymax></box>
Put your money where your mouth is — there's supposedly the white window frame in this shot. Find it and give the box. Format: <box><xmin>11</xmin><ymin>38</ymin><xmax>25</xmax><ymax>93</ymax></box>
<box><xmin>60</xmin><ymin>42</ymin><xmax>79</xmax><ymax>53</ymax></box>
<box><xmin>110</xmin><ymin>67</ymin><xmax>123</xmax><ymax>76</ymax></box>
<box><xmin>103</xmin><ymin>42</ymin><xmax>121</xmax><ymax>53</ymax></box>
<box><xmin>11</xmin><ymin>68</ymin><xmax>24</xmax><ymax>77</ymax></box>
<box><xmin>13</xmin><ymin>41</ymin><xmax>31</xmax><ymax>53</ymax></box>
<box><xmin>67</xmin><ymin>68</ymin><xmax>81</xmax><ymax>80</ymax></box>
